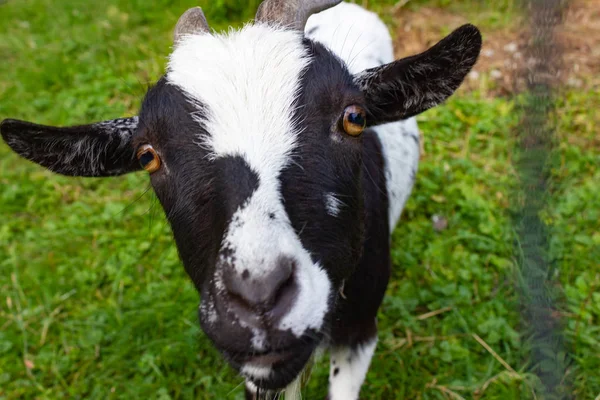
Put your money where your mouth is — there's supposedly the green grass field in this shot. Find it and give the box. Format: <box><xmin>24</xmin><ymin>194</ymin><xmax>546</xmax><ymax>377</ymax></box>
<box><xmin>0</xmin><ymin>1</ymin><xmax>598</xmax><ymax>399</ymax></box>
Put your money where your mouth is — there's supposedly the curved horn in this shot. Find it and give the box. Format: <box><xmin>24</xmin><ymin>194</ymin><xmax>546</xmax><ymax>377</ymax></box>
<box><xmin>256</xmin><ymin>0</ymin><xmax>341</xmax><ymax>31</ymax></box>
<box><xmin>174</xmin><ymin>7</ymin><xmax>210</xmax><ymax>43</ymax></box>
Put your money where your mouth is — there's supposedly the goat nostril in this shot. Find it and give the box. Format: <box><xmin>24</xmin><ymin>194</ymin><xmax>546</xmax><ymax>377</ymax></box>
<box><xmin>272</xmin><ymin>266</ymin><xmax>295</xmax><ymax>306</ymax></box>
<box><xmin>271</xmin><ymin>257</ymin><xmax>295</xmax><ymax>298</ymax></box>
<box><xmin>269</xmin><ymin>270</ymin><xmax>298</xmax><ymax>321</ymax></box>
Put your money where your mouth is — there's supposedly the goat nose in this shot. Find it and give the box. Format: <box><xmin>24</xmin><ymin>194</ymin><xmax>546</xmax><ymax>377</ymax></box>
<box><xmin>222</xmin><ymin>256</ymin><xmax>298</xmax><ymax>321</ymax></box>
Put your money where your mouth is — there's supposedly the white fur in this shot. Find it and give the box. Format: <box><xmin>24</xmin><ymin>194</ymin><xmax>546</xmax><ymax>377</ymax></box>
<box><xmin>168</xmin><ymin>24</ymin><xmax>331</xmax><ymax>339</ymax></box>
<box><xmin>306</xmin><ymin>2</ymin><xmax>394</xmax><ymax>74</ymax></box>
<box><xmin>284</xmin><ymin>375</ymin><xmax>303</xmax><ymax>400</ymax></box>
<box><xmin>251</xmin><ymin>329</ymin><xmax>268</xmax><ymax>352</ymax></box>
<box><xmin>328</xmin><ymin>337</ymin><xmax>378</xmax><ymax>400</ymax></box>
<box><xmin>307</xmin><ymin>2</ymin><xmax>421</xmax><ymax>231</ymax></box>
<box><xmin>375</xmin><ymin>120</ymin><xmax>420</xmax><ymax>231</ymax></box>
<box><xmin>245</xmin><ymin>378</ymin><xmax>302</xmax><ymax>400</ymax></box>
<box><xmin>168</xmin><ymin>25</ymin><xmax>308</xmax><ymax>177</ymax></box>
<box><xmin>246</xmin><ymin>380</ymin><xmax>258</xmax><ymax>394</ymax></box>
<box><xmin>325</xmin><ymin>192</ymin><xmax>344</xmax><ymax>217</ymax></box>
<box><xmin>219</xmin><ymin>194</ymin><xmax>331</xmax><ymax>338</ymax></box>
<box><xmin>241</xmin><ymin>364</ymin><xmax>272</xmax><ymax>380</ymax></box>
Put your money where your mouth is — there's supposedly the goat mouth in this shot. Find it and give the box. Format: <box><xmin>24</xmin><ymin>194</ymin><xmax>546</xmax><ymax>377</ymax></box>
<box><xmin>247</xmin><ymin>350</ymin><xmax>294</xmax><ymax>366</ymax></box>
<box><xmin>228</xmin><ymin>346</ymin><xmax>299</xmax><ymax>367</ymax></box>
<box><xmin>225</xmin><ymin>342</ymin><xmax>317</xmax><ymax>390</ymax></box>
<box><xmin>246</xmin><ymin>349</ymin><xmax>314</xmax><ymax>390</ymax></box>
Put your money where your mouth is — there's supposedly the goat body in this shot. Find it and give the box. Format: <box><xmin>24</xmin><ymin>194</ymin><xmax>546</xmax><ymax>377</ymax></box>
<box><xmin>0</xmin><ymin>2</ymin><xmax>481</xmax><ymax>399</ymax></box>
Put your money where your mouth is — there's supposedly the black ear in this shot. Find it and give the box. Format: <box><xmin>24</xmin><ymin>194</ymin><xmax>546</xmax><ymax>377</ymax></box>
<box><xmin>354</xmin><ymin>24</ymin><xmax>482</xmax><ymax>126</ymax></box>
<box><xmin>0</xmin><ymin>117</ymin><xmax>141</xmax><ymax>177</ymax></box>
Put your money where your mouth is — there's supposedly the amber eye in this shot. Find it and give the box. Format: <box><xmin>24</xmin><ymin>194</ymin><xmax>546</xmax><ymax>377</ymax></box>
<box><xmin>136</xmin><ymin>144</ymin><xmax>161</xmax><ymax>173</ymax></box>
<box><xmin>342</xmin><ymin>105</ymin><xmax>367</xmax><ymax>136</ymax></box>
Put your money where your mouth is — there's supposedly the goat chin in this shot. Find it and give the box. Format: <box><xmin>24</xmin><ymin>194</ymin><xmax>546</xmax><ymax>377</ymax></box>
<box><xmin>282</xmin><ymin>350</ymin><xmax>317</xmax><ymax>400</ymax></box>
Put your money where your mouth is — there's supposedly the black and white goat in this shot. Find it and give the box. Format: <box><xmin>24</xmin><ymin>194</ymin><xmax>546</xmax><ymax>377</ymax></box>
<box><xmin>0</xmin><ymin>1</ymin><xmax>481</xmax><ymax>398</ymax></box>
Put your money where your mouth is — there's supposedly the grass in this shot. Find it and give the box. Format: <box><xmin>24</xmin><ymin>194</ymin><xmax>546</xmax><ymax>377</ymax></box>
<box><xmin>0</xmin><ymin>0</ymin><xmax>598</xmax><ymax>399</ymax></box>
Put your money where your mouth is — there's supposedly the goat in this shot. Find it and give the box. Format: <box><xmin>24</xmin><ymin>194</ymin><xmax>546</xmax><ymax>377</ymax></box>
<box><xmin>0</xmin><ymin>1</ymin><xmax>481</xmax><ymax>399</ymax></box>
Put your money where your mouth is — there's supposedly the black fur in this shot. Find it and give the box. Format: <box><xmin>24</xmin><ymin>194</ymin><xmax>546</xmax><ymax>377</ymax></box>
<box><xmin>134</xmin><ymin>79</ymin><xmax>222</xmax><ymax>290</ymax></box>
<box><xmin>214</xmin><ymin>156</ymin><xmax>260</xmax><ymax>219</ymax></box>
<box><xmin>281</xmin><ymin>39</ymin><xmax>365</xmax><ymax>289</ymax></box>
<box><xmin>329</xmin><ymin>129</ymin><xmax>389</xmax><ymax>348</ymax></box>
<box><xmin>355</xmin><ymin>24</ymin><xmax>482</xmax><ymax>125</ymax></box>
<box><xmin>0</xmin><ymin>117</ymin><xmax>139</xmax><ymax>176</ymax></box>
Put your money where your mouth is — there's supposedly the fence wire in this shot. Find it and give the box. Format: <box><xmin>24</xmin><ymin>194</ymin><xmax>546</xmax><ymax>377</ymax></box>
<box><xmin>514</xmin><ymin>0</ymin><xmax>572</xmax><ymax>399</ymax></box>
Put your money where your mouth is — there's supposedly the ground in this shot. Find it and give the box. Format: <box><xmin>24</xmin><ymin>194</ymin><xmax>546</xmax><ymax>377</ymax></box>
<box><xmin>0</xmin><ymin>0</ymin><xmax>598</xmax><ymax>399</ymax></box>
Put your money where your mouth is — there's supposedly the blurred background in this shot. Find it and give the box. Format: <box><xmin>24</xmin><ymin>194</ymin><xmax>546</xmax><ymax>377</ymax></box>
<box><xmin>0</xmin><ymin>0</ymin><xmax>598</xmax><ymax>399</ymax></box>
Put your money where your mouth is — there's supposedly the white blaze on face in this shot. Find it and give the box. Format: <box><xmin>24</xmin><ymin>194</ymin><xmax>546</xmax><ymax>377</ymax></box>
<box><xmin>167</xmin><ymin>24</ymin><xmax>332</xmax><ymax>337</ymax></box>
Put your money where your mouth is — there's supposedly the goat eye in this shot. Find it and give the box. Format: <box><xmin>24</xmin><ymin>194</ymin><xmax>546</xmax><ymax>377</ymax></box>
<box><xmin>136</xmin><ymin>144</ymin><xmax>161</xmax><ymax>173</ymax></box>
<box><xmin>342</xmin><ymin>105</ymin><xmax>367</xmax><ymax>136</ymax></box>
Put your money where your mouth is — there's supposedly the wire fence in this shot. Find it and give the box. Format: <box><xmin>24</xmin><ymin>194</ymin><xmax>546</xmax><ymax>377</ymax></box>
<box><xmin>514</xmin><ymin>0</ymin><xmax>572</xmax><ymax>398</ymax></box>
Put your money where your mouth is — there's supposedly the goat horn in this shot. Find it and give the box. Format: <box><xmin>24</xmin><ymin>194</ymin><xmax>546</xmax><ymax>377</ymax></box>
<box><xmin>174</xmin><ymin>7</ymin><xmax>210</xmax><ymax>43</ymax></box>
<box><xmin>256</xmin><ymin>0</ymin><xmax>342</xmax><ymax>31</ymax></box>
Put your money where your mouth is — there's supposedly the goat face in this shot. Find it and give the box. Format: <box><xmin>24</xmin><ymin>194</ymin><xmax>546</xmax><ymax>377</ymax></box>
<box><xmin>134</xmin><ymin>26</ymin><xmax>369</xmax><ymax>389</ymax></box>
<box><xmin>0</xmin><ymin>3</ymin><xmax>481</xmax><ymax>392</ymax></box>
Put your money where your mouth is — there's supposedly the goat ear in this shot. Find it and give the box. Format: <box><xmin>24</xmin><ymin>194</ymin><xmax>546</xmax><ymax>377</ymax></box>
<box><xmin>0</xmin><ymin>117</ymin><xmax>141</xmax><ymax>177</ymax></box>
<box><xmin>354</xmin><ymin>24</ymin><xmax>482</xmax><ymax>126</ymax></box>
